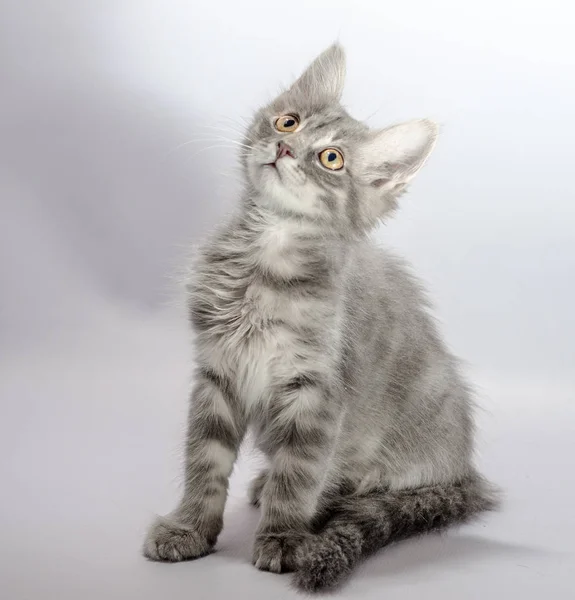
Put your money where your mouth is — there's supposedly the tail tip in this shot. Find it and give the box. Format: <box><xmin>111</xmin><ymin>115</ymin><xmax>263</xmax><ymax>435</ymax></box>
<box><xmin>294</xmin><ymin>550</ymin><xmax>351</xmax><ymax>592</ymax></box>
<box><xmin>474</xmin><ymin>475</ymin><xmax>503</xmax><ymax>514</ymax></box>
<box><xmin>293</xmin><ymin>525</ymin><xmax>363</xmax><ymax>592</ymax></box>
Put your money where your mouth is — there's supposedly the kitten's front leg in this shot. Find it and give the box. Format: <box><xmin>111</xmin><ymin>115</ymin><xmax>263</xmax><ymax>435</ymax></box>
<box><xmin>253</xmin><ymin>375</ymin><xmax>337</xmax><ymax>573</ymax></box>
<box><xmin>144</xmin><ymin>368</ymin><xmax>246</xmax><ymax>561</ymax></box>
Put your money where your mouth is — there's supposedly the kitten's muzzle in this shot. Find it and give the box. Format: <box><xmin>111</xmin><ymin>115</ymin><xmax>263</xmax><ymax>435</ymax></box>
<box><xmin>264</xmin><ymin>141</ymin><xmax>296</xmax><ymax>169</ymax></box>
<box><xmin>276</xmin><ymin>141</ymin><xmax>296</xmax><ymax>160</ymax></box>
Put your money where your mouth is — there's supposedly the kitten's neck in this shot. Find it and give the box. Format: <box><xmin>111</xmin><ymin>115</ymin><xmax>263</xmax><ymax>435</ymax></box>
<box><xmin>234</xmin><ymin>195</ymin><xmax>347</xmax><ymax>281</ymax></box>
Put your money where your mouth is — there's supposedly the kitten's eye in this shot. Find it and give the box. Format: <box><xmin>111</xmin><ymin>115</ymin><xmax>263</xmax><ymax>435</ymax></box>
<box><xmin>319</xmin><ymin>148</ymin><xmax>344</xmax><ymax>171</ymax></box>
<box><xmin>275</xmin><ymin>115</ymin><xmax>299</xmax><ymax>132</ymax></box>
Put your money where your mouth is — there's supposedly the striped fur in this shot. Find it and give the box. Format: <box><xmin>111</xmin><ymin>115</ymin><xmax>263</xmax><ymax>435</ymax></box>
<box><xmin>143</xmin><ymin>44</ymin><xmax>497</xmax><ymax>590</ymax></box>
<box><xmin>296</xmin><ymin>474</ymin><xmax>499</xmax><ymax>591</ymax></box>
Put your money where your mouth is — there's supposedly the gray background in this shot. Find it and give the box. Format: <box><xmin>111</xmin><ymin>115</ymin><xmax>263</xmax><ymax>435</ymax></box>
<box><xmin>1</xmin><ymin>1</ymin><xmax>573</xmax><ymax>599</ymax></box>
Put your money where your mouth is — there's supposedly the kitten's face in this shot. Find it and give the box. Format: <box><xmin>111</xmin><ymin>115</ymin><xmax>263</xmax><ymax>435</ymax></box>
<box><xmin>243</xmin><ymin>45</ymin><xmax>438</xmax><ymax>234</ymax></box>
<box><xmin>246</xmin><ymin>101</ymin><xmax>367</xmax><ymax>224</ymax></box>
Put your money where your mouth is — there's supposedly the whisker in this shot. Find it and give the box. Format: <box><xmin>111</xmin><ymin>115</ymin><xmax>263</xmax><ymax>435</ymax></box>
<box><xmin>192</xmin><ymin>131</ymin><xmax>254</xmax><ymax>150</ymax></box>
<box><xmin>182</xmin><ymin>144</ymin><xmax>250</xmax><ymax>159</ymax></box>
<box><xmin>200</xmin><ymin>122</ymin><xmax>255</xmax><ymax>143</ymax></box>
<box><xmin>167</xmin><ymin>137</ymin><xmax>252</xmax><ymax>157</ymax></box>
<box><xmin>207</xmin><ymin>118</ymin><xmax>257</xmax><ymax>143</ymax></box>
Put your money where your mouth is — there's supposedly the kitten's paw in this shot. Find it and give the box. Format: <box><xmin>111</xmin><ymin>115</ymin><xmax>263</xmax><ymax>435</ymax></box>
<box><xmin>248</xmin><ymin>470</ymin><xmax>268</xmax><ymax>507</ymax></box>
<box><xmin>143</xmin><ymin>516</ymin><xmax>214</xmax><ymax>562</ymax></box>
<box><xmin>252</xmin><ymin>531</ymin><xmax>307</xmax><ymax>573</ymax></box>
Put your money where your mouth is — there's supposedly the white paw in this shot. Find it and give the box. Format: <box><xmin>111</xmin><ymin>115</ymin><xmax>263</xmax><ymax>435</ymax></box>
<box><xmin>252</xmin><ymin>531</ymin><xmax>307</xmax><ymax>573</ymax></box>
<box><xmin>143</xmin><ymin>516</ymin><xmax>214</xmax><ymax>562</ymax></box>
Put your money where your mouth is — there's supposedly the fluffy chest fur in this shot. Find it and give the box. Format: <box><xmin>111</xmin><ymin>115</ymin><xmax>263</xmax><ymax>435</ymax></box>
<box><xmin>189</xmin><ymin>209</ymin><xmax>341</xmax><ymax>414</ymax></box>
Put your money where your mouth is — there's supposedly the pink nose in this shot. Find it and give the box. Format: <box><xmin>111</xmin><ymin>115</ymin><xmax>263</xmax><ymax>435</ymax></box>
<box><xmin>276</xmin><ymin>141</ymin><xmax>295</xmax><ymax>160</ymax></box>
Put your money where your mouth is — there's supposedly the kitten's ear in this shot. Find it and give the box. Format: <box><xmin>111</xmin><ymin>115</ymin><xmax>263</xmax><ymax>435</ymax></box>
<box><xmin>287</xmin><ymin>44</ymin><xmax>346</xmax><ymax>105</ymax></box>
<box><xmin>358</xmin><ymin>119</ymin><xmax>439</xmax><ymax>188</ymax></box>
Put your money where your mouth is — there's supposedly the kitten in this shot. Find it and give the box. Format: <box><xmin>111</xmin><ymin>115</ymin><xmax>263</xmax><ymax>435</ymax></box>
<box><xmin>143</xmin><ymin>44</ymin><xmax>498</xmax><ymax>591</ymax></box>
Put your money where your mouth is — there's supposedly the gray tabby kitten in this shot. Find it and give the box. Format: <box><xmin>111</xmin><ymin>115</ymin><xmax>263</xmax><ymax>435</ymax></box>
<box><xmin>143</xmin><ymin>44</ymin><xmax>497</xmax><ymax>591</ymax></box>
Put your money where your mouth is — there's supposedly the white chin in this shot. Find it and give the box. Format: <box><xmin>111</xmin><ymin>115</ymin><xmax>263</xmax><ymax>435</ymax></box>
<box><xmin>250</xmin><ymin>163</ymin><xmax>320</xmax><ymax>217</ymax></box>
<box><xmin>258</xmin><ymin>165</ymin><xmax>283</xmax><ymax>191</ymax></box>
<box><xmin>265</xmin><ymin>183</ymin><xmax>320</xmax><ymax>218</ymax></box>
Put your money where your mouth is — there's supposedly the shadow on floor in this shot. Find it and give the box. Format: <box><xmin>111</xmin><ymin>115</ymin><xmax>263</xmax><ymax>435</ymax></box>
<box><xmin>216</xmin><ymin>501</ymin><xmax>553</xmax><ymax>581</ymax></box>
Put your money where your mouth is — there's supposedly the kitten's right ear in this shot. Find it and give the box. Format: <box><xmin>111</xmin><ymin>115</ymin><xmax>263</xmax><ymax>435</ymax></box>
<box><xmin>358</xmin><ymin>119</ymin><xmax>439</xmax><ymax>188</ymax></box>
<box><xmin>356</xmin><ymin>119</ymin><xmax>438</xmax><ymax>224</ymax></box>
<box><xmin>286</xmin><ymin>44</ymin><xmax>346</xmax><ymax>106</ymax></box>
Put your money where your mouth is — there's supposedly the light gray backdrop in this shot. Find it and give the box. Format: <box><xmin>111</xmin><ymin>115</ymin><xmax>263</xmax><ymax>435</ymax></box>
<box><xmin>1</xmin><ymin>2</ymin><xmax>573</xmax><ymax>599</ymax></box>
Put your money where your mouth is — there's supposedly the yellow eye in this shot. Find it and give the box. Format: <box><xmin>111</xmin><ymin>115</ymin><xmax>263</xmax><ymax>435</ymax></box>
<box><xmin>319</xmin><ymin>148</ymin><xmax>344</xmax><ymax>171</ymax></box>
<box><xmin>275</xmin><ymin>115</ymin><xmax>299</xmax><ymax>132</ymax></box>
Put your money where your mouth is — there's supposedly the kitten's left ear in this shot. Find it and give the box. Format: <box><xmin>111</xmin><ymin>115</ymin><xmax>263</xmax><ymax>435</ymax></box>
<box><xmin>358</xmin><ymin>119</ymin><xmax>439</xmax><ymax>188</ymax></box>
<box><xmin>287</xmin><ymin>43</ymin><xmax>346</xmax><ymax>105</ymax></box>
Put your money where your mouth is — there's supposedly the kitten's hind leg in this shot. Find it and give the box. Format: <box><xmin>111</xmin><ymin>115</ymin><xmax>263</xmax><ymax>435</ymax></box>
<box><xmin>248</xmin><ymin>470</ymin><xmax>268</xmax><ymax>507</ymax></box>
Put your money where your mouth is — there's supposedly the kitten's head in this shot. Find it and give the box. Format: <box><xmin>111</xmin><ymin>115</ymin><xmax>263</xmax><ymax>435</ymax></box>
<box><xmin>243</xmin><ymin>44</ymin><xmax>438</xmax><ymax>233</ymax></box>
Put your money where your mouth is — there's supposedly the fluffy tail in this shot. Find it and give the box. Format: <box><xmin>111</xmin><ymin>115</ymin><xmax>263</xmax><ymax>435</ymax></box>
<box><xmin>295</xmin><ymin>473</ymin><xmax>499</xmax><ymax>592</ymax></box>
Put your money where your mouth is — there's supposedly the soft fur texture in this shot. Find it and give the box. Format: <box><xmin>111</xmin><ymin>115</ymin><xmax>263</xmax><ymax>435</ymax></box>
<box><xmin>143</xmin><ymin>44</ymin><xmax>498</xmax><ymax>590</ymax></box>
